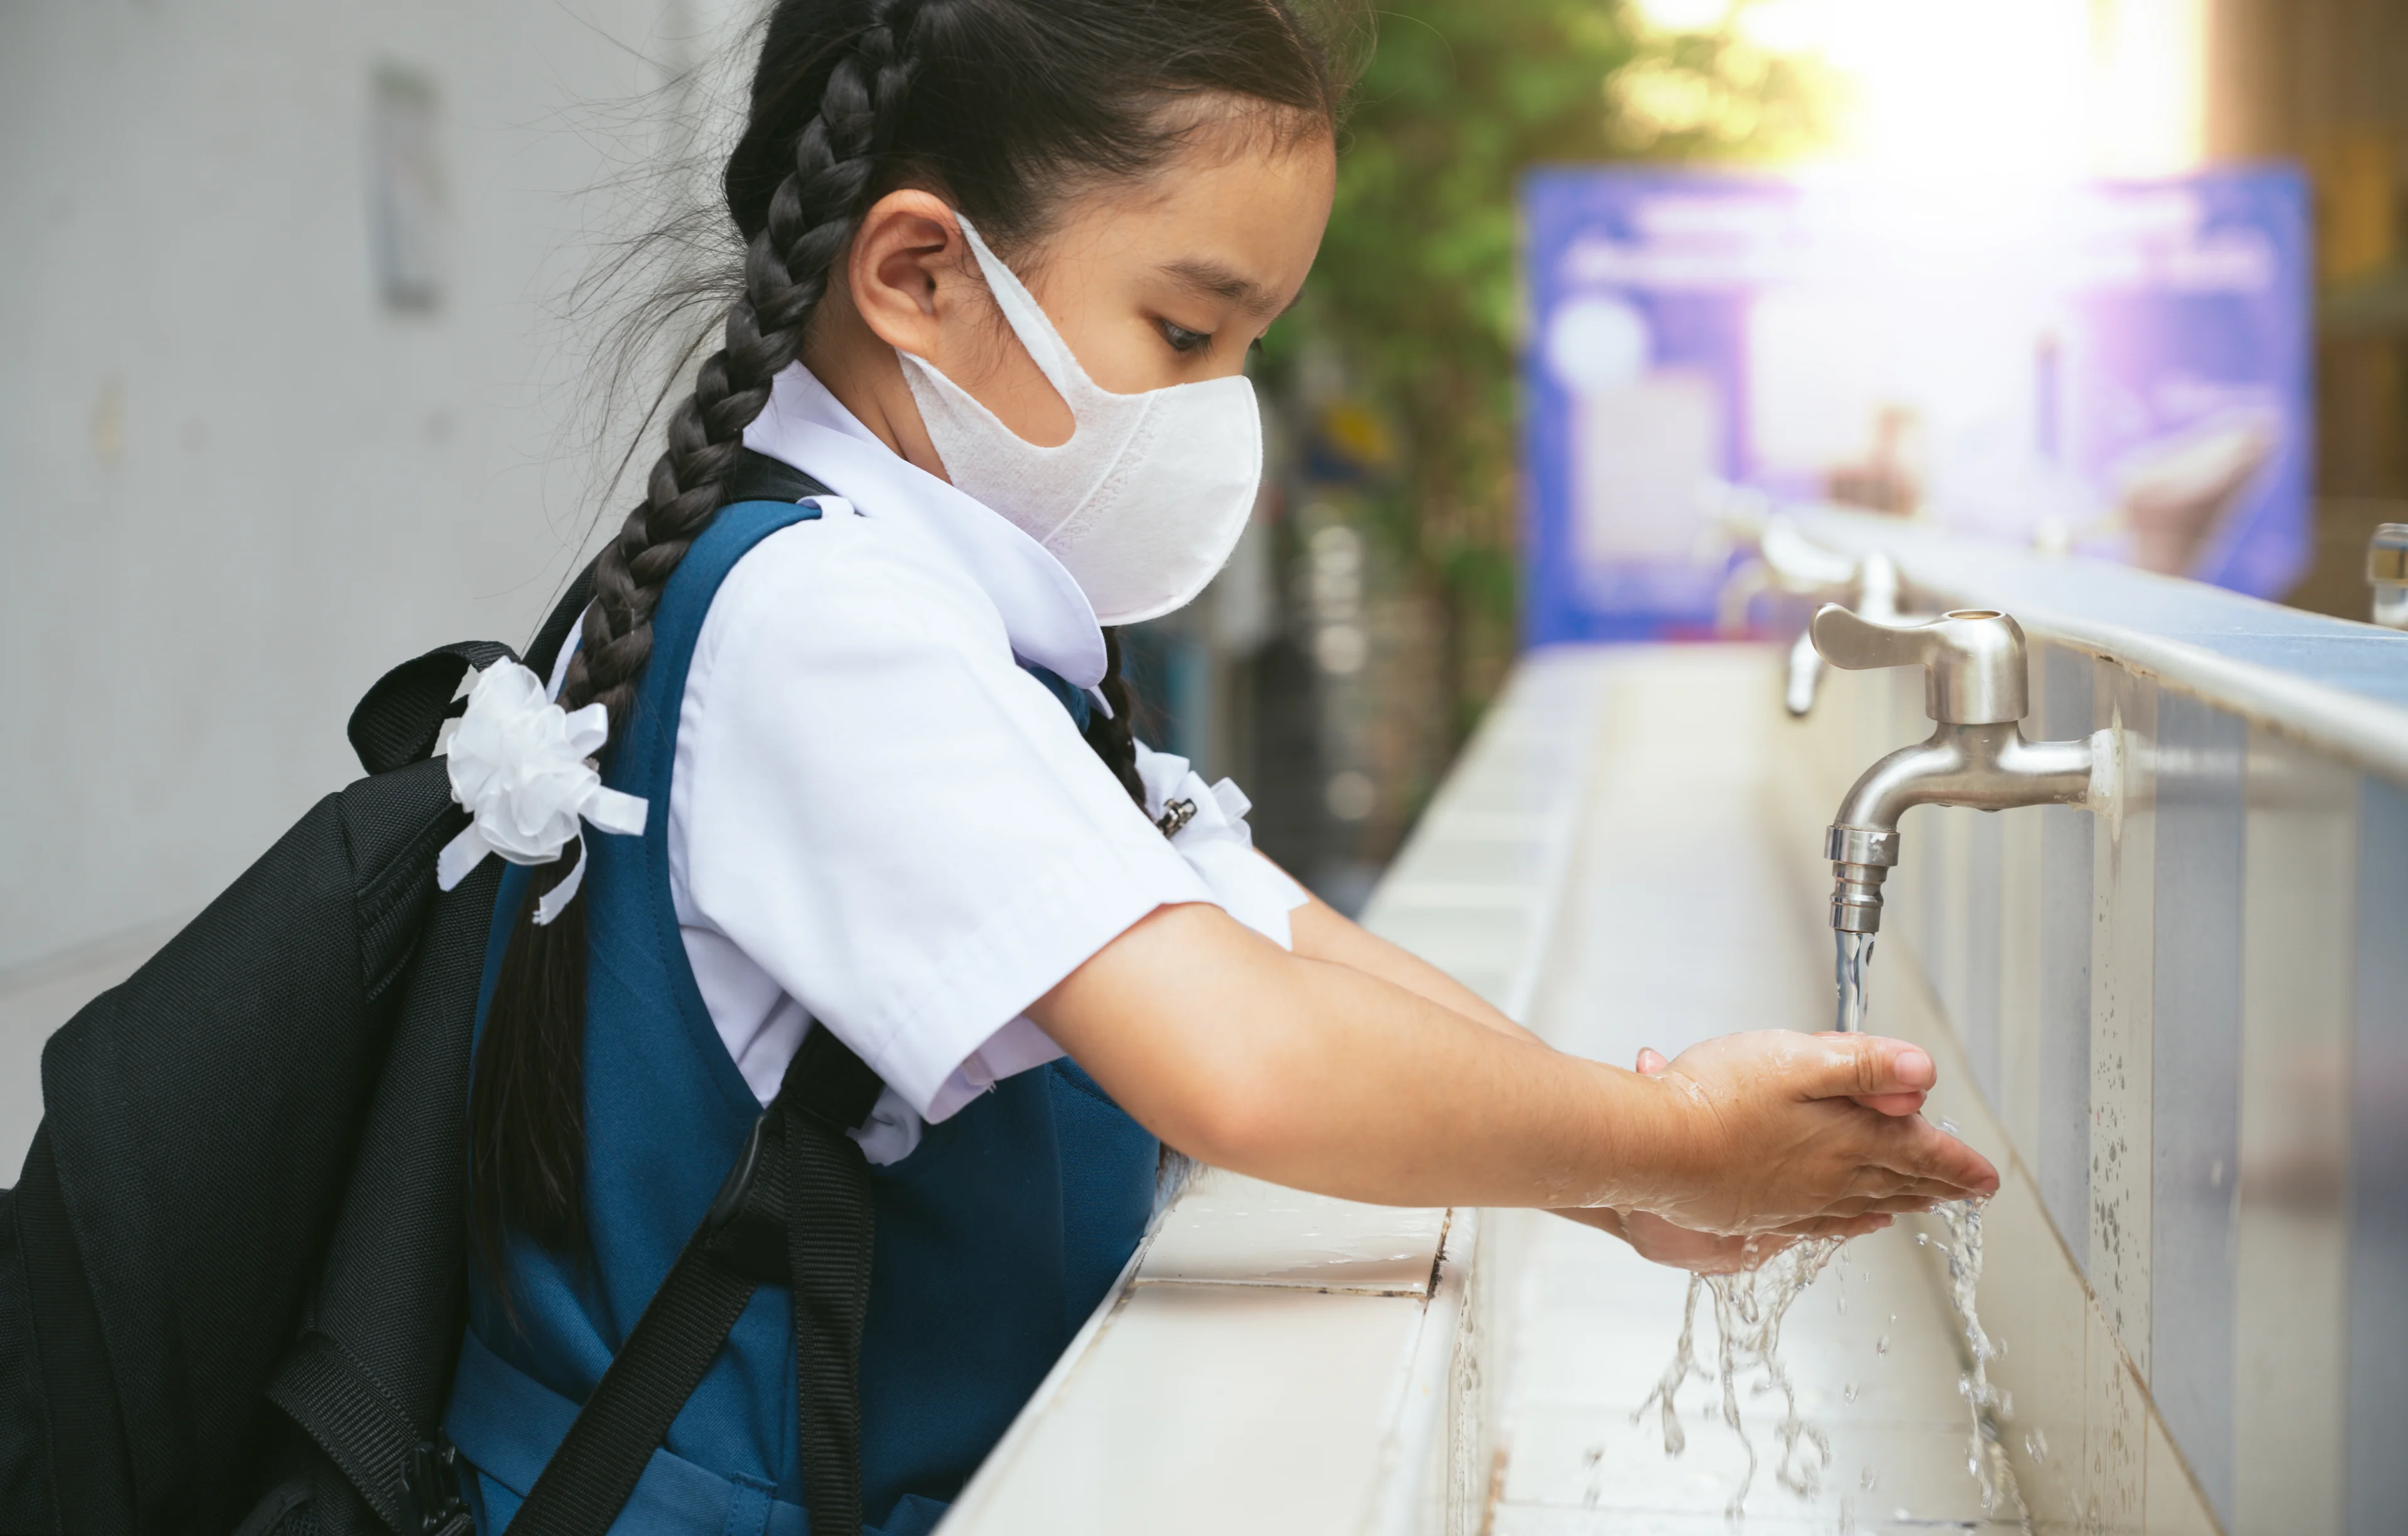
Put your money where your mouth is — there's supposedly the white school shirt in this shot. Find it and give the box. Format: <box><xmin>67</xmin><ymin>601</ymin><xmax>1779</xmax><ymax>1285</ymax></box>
<box><xmin>601</xmin><ymin>363</ymin><xmax>1308</xmax><ymax>1165</ymax></box>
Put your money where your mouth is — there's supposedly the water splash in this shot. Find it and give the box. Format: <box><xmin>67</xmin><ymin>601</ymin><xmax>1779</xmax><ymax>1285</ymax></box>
<box><xmin>1934</xmin><ymin>1197</ymin><xmax>2033</xmax><ymax>1533</ymax></box>
<box><xmin>1834</xmin><ymin>930</ymin><xmax>1876</xmax><ymax>1032</ymax></box>
<box><xmin>1633</xmin><ymin>1239</ymin><xmax>1843</xmax><ymax>1515</ymax></box>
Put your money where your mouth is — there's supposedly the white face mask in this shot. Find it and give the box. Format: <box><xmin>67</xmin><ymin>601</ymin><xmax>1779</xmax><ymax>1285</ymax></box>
<box><xmin>895</xmin><ymin>215</ymin><xmax>1264</xmax><ymax>626</ymax></box>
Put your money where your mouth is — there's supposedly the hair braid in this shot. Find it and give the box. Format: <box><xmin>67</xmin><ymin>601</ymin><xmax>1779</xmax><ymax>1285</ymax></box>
<box><xmin>564</xmin><ymin>3</ymin><xmax>926</xmax><ymax>732</ymax></box>
<box><xmin>1084</xmin><ymin>628</ymin><xmax>1147</xmax><ymax>808</ymax></box>
<box><xmin>475</xmin><ymin>0</ymin><xmax>935</xmax><ymax>1261</ymax></box>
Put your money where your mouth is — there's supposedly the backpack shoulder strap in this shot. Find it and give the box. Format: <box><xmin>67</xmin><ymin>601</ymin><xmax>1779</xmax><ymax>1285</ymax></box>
<box><xmin>347</xmin><ymin>642</ymin><xmax>517</xmax><ymax>778</ymax></box>
<box><xmin>505</xmin><ymin>1027</ymin><xmax>882</xmax><ymax>1536</ymax></box>
<box><xmin>511</xmin><ymin>452</ymin><xmax>827</xmax><ymax>715</ymax></box>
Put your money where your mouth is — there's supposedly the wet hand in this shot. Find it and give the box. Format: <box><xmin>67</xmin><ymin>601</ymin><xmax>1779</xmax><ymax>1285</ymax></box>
<box><xmin>1605</xmin><ymin>1049</ymin><xmax>1895</xmax><ymax>1271</ymax></box>
<box><xmin>1634</xmin><ymin>1030</ymin><xmax>1998</xmax><ymax>1236</ymax></box>
<box><xmin>1637</xmin><ymin>1044</ymin><xmax>1928</xmax><ymax>1118</ymax></box>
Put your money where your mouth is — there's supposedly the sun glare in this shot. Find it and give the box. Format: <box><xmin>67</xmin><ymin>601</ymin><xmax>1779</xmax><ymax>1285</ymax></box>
<box><xmin>1640</xmin><ymin>0</ymin><xmax>2206</xmax><ymax>183</ymax></box>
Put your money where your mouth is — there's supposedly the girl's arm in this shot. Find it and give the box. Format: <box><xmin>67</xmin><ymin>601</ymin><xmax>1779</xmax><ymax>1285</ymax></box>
<box><xmin>1283</xmin><ymin>877</ymin><xmax>1543</xmax><ymax>1044</ymax></box>
<box><xmin>1028</xmin><ymin>902</ymin><xmax>1994</xmax><ymax>1235</ymax></box>
<box><xmin>1282</xmin><ymin>874</ymin><xmax>1905</xmax><ymax>1262</ymax></box>
<box><xmin>1286</xmin><ymin>866</ymin><xmax>1931</xmax><ymax>1118</ymax></box>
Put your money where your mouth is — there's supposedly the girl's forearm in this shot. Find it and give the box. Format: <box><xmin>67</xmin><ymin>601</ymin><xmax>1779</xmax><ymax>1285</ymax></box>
<box><xmin>1281</xmin><ymin>869</ymin><xmax>1680</xmax><ymax>1236</ymax></box>
<box><xmin>1281</xmin><ymin>871</ymin><xmax>1545</xmax><ymax>1046</ymax></box>
<box><xmin>1033</xmin><ymin>902</ymin><xmax>1693</xmax><ymax>1210</ymax></box>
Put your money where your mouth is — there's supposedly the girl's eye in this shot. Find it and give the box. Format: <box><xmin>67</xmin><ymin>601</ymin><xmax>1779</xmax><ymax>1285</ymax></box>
<box><xmin>1158</xmin><ymin>320</ymin><xmax>1213</xmax><ymax>355</ymax></box>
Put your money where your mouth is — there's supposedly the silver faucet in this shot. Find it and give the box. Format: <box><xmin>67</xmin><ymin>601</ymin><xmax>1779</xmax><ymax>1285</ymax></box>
<box><xmin>1783</xmin><ymin>549</ymin><xmax>1906</xmax><ymax>718</ymax></box>
<box><xmin>1714</xmin><ymin>515</ymin><xmax>1921</xmax><ymax>718</ymax></box>
<box><xmin>2371</xmin><ymin>523</ymin><xmax>2408</xmax><ymax>630</ymax></box>
<box><xmin>1812</xmin><ymin>604</ymin><xmax>2110</xmax><ymax>936</ymax></box>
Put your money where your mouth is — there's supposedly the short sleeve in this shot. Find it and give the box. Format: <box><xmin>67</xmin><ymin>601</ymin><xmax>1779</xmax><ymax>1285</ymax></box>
<box><xmin>672</xmin><ymin>512</ymin><xmax>1212</xmax><ymax>1120</ymax></box>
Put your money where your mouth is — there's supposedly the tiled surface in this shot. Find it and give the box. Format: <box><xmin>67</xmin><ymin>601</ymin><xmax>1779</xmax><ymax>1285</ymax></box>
<box><xmin>2348</xmin><ymin>774</ymin><xmax>2408</xmax><ymax>1535</ymax></box>
<box><xmin>946</xmin><ymin>1284</ymin><xmax>1430</xmax><ymax>1535</ymax></box>
<box><xmin>2147</xmin><ymin>691</ymin><xmax>2245</xmax><ymax>1526</ymax></box>
<box><xmin>2232</xmin><ymin>731</ymin><xmax>2352</xmax><ymax>1533</ymax></box>
<box><xmin>2034</xmin><ymin>647</ymin><xmax>2096</xmax><ymax>1275</ymax></box>
<box><xmin>2144</xmin><ymin>1412</ymin><xmax>2221</xmax><ymax>1536</ymax></box>
<box><xmin>1995</xmin><ymin>786</ymin><xmax>2046</xmax><ymax>1169</ymax></box>
<box><xmin>1491</xmin><ymin>1207</ymin><xmax>2002</xmax><ymax>1531</ymax></box>
<box><xmin>2084</xmin><ymin>1301</ymin><xmax>2148</xmax><ymax>1533</ymax></box>
<box><xmin>1363</xmin><ymin>653</ymin><xmax>1610</xmax><ymax>1023</ymax></box>
<box><xmin>2089</xmin><ymin>667</ymin><xmax>2157</xmax><ymax>1380</ymax></box>
<box><xmin>1134</xmin><ymin>1168</ymin><xmax>1446</xmax><ymax>1295</ymax></box>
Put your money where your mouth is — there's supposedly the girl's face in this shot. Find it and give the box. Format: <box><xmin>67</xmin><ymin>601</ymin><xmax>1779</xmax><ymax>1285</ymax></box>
<box><xmin>837</xmin><ymin>115</ymin><xmax>1338</xmax><ymax>455</ymax></box>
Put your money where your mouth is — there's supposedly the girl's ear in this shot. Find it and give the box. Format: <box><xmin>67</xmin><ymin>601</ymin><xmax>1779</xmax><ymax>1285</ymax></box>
<box><xmin>847</xmin><ymin>189</ymin><xmax>967</xmax><ymax>361</ymax></box>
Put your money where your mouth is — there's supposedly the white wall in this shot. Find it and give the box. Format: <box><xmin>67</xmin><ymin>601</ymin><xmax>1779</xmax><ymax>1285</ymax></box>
<box><xmin>0</xmin><ymin>0</ymin><xmax>753</xmax><ymax>1159</ymax></box>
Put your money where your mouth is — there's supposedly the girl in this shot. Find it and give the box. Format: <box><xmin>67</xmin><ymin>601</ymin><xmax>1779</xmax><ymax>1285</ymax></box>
<box><xmin>438</xmin><ymin>1</ymin><xmax>1997</xmax><ymax>1531</ymax></box>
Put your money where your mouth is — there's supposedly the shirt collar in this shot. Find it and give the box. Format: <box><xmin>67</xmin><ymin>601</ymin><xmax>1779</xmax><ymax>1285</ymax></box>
<box><xmin>740</xmin><ymin>364</ymin><xmax>1108</xmax><ymax>690</ymax></box>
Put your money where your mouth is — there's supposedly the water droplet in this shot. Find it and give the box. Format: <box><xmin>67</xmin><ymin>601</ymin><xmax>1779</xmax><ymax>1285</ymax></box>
<box><xmin>1916</xmin><ymin>1232</ymin><xmax>1930</xmax><ymax>1246</ymax></box>
<box><xmin>1843</xmin><ymin>1382</ymin><xmax>1858</xmax><ymax>1404</ymax></box>
<box><xmin>2025</xmin><ymin>1429</ymin><xmax>2049</xmax><ymax>1462</ymax></box>
<box><xmin>1861</xmin><ymin>1464</ymin><xmax>1878</xmax><ymax>1491</ymax></box>
<box><xmin>1876</xmin><ymin>1334</ymin><xmax>1890</xmax><ymax>1354</ymax></box>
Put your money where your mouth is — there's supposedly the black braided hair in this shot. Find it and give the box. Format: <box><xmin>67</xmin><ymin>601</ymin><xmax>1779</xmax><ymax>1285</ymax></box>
<box><xmin>475</xmin><ymin>0</ymin><xmax>1349</xmax><ymax>1258</ymax></box>
<box><xmin>1085</xmin><ymin>628</ymin><xmax>1147</xmax><ymax>805</ymax></box>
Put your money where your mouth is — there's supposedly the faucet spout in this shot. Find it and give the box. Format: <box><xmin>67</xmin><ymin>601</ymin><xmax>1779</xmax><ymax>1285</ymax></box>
<box><xmin>1835</xmin><ymin>721</ymin><xmax>2093</xmax><ymax>829</ymax></box>
<box><xmin>1825</xmin><ymin>723</ymin><xmax>2096</xmax><ymax>933</ymax></box>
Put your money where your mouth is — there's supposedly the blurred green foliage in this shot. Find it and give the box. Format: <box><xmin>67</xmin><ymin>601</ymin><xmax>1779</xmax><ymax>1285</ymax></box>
<box><xmin>1272</xmin><ymin>1</ymin><xmax>1832</xmax><ymax>733</ymax></box>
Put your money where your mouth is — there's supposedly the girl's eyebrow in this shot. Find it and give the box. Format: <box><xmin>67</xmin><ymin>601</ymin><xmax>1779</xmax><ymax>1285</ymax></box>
<box><xmin>1159</xmin><ymin>257</ymin><xmax>1291</xmax><ymax>319</ymax></box>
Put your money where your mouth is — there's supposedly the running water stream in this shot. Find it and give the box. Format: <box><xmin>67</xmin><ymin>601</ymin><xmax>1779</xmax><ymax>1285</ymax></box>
<box><xmin>1833</xmin><ymin>930</ymin><xmax>1875</xmax><ymax>1034</ymax></box>
<box><xmin>1843</xmin><ymin>934</ymin><xmax>2032</xmax><ymax>1530</ymax></box>
<box><xmin>1933</xmin><ymin>1175</ymin><xmax>2030</xmax><ymax>1529</ymax></box>
<box><xmin>1632</xmin><ymin>1239</ymin><xmax>1844</xmax><ymax>1517</ymax></box>
<box><xmin>1632</xmin><ymin>932</ymin><xmax>2034</xmax><ymax>1527</ymax></box>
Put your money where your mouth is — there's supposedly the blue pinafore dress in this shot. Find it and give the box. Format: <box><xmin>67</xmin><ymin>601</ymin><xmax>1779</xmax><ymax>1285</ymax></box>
<box><xmin>443</xmin><ymin>497</ymin><xmax>1161</xmax><ymax>1535</ymax></box>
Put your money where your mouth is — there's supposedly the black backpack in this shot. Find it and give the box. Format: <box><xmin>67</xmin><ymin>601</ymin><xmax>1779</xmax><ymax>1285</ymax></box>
<box><xmin>3</xmin><ymin>456</ymin><xmax>884</xmax><ymax>1536</ymax></box>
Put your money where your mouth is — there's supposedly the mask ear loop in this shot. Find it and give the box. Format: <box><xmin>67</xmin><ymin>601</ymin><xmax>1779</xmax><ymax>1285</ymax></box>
<box><xmin>951</xmin><ymin>213</ymin><xmax>1093</xmax><ymax>407</ymax></box>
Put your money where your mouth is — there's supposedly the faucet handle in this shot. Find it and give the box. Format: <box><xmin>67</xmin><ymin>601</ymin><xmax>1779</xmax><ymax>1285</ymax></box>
<box><xmin>1810</xmin><ymin>603</ymin><xmax>2030</xmax><ymax>724</ymax></box>
<box><xmin>1759</xmin><ymin>517</ymin><xmax>1860</xmax><ymax>593</ymax></box>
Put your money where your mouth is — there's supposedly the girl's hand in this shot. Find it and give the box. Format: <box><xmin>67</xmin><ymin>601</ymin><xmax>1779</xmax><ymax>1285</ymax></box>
<box><xmin>1568</xmin><ymin>1048</ymin><xmax>1895</xmax><ymax>1274</ymax></box>
<box><xmin>1563</xmin><ymin>1205</ymin><xmax>1795</xmax><ymax>1274</ymax></box>
<box><xmin>1563</xmin><ymin>1201</ymin><xmax>1900</xmax><ymax>1274</ymax></box>
<box><xmin>1633</xmin><ymin>1030</ymin><xmax>1997</xmax><ymax>1236</ymax></box>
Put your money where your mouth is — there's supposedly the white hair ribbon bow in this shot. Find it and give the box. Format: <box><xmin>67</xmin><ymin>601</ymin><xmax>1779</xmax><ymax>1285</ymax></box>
<box><xmin>435</xmin><ymin>662</ymin><xmax>649</xmax><ymax>924</ymax></box>
<box><xmin>1133</xmin><ymin>748</ymin><xmax>1306</xmax><ymax>949</ymax></box>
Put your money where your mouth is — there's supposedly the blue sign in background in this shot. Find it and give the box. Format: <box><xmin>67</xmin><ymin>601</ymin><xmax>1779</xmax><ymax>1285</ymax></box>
<box><xmin>1520</xmin><ymin>166</ymin><xmax>2312</xmax><ymax>646</ymax></box>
